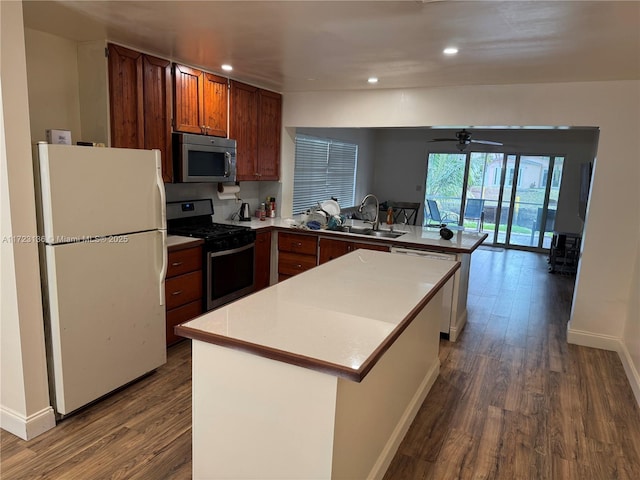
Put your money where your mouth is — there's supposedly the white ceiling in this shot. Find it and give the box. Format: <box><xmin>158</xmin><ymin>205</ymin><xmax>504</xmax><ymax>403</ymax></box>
<box><xmin>22</xmin><ymin>0</ymin><xmax>640</xmax><ymax>93</ymax></box>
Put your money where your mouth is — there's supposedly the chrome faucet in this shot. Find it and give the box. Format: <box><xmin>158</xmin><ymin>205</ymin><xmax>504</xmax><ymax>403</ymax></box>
<box><xmin>358</xmin><ymin>194</ymin><xmax>380</xmax><ymax>230</ymax></box>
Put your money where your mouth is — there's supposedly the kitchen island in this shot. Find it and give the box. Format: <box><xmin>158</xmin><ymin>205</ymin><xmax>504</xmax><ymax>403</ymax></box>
<box><xmin>220</xmin><ymin>216</ymin><xmax>487</xmax><ymax>340</ymax></box>
<box><xmin>176</xmin><ymin>249</ymin><xmax>459</xmax><ymax>480</ymax></box>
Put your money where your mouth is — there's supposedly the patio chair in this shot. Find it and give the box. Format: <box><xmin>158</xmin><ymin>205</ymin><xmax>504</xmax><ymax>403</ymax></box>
<box><xmin>425</xmin><ymin>199</ymin><xmax>451</xmax><ymax>227</ymax></box>
<box><xmin>464</xmin><ymin>198</ymin><xmax>485</xmax><ymax>231</ymax></box>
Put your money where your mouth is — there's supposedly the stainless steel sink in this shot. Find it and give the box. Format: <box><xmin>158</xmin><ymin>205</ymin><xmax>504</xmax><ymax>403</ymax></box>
<box><xmin>342</xmin><ymin>226</ymin><xmax>373</xmax><ymax>235</ymax></box>
<box><xmin>367</xmin><ymin>230</ymin><xmax>406</xmax><ymax>239</ymax></box>
<box><xmin>340</xmin><ymin>225</ymin><xmax>408</xmax><ymax>238</ymax></box>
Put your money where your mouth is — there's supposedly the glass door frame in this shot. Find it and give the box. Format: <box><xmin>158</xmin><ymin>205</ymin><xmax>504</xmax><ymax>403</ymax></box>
<box><xmin>425</xmin><ymin>150</ymin><xmax>565</xmax><ymax>253</ymax></box>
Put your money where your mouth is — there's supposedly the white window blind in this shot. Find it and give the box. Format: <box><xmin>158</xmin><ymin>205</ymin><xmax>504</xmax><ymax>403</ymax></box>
<box><xmin>293</xmin><ymin>135</ymin><xmax>358</xmax><ymax>214</ymax></box>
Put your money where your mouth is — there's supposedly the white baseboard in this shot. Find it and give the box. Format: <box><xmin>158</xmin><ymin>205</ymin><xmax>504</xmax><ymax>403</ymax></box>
<box><xmin>449</xmin><ymin>309</ymin><xmax>468</xmax><ymax>342</ymax></box>
<box><xmin>566</xmin><ymin>327</ymin><xmax>622</xmax><ymax>351</ymax></box>
<box><xmin>567</xmin><ymin>327</ymin><xmax>640</xmax><ymax>407</ymax></box>
<box><xmin>0</xmin><ymin>405</ymin><xmax>56</xmax><ymax>440</ymax></box>
<box><xmin>368</xmin><ymin>361</ymin><xmax>440</xmax><ymax>480</ymax></box>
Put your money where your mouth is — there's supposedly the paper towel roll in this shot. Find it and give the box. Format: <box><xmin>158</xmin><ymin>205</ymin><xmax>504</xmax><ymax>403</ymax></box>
<box><xmin>217</xmin><ymin>183</ymin><xmax>241</xmax><ymax>200</ymax></box>
<box><xmin>218</xmin><ymin>184</ymin><xmax>241</xmax><ymax>194</ymax></box>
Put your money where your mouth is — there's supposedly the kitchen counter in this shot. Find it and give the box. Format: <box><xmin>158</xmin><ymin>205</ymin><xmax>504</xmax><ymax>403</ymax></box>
<box><xmin>217</xmin><ymin>216</ymin><xmax>486</xmax><ymax>341</ymax></box>
<box><xmin>219</xmin><ymin>216</ymin><xmax>487</xmax><ymax>254</ymax></box>
<box><xmin>176</xmin><ymin>249</ymin><xmax>459</xmax><ymax>479</ymax></box>
<box><xmin>166</xmin><ymin>234</ymin><xmax>204</xmax><ymax>252</ymax></box>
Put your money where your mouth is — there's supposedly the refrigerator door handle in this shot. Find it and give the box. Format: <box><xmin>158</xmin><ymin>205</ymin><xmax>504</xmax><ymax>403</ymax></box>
<box><xmin>158</xmin><ymin>230</ymin><xmax>168</xmax><ymax>306</ymax></box>
<box><xmin>154</xmin><ymin>150</ymin><xmax>167</xmax><ymax>229</ymax></box>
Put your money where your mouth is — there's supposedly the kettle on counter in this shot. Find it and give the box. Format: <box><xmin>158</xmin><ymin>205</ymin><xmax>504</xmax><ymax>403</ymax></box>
<box><xmin>239</xmin><ymin>202</ymin><xmax>251</xmax><ymax>221</ymax></box>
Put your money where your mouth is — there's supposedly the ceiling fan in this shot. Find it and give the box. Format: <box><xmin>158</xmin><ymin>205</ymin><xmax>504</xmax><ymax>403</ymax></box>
<box><xmin>429</xmin><ymin>129</ymin><xmax>503</xmax><ymax>151</ymax></box>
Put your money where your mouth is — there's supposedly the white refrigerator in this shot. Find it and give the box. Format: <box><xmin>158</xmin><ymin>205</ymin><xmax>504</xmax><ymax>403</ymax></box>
<box><xmin>35</xmin><ymin>143</ymin><xmax>168</xmax><ymax>416</ymax></box>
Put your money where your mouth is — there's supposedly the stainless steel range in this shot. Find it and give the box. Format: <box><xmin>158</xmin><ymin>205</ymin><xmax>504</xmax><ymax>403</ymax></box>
<box><xmin>167</xmin><ymin>199</ymin><xmax>256</xmax><ymax>311</ymax></box>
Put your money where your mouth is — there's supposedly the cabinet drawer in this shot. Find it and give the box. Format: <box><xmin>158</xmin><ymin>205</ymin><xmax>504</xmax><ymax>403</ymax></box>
<box><xmin>278</xmin><ymin>251</ymin><xmax>317</xmax><ymax>277</ymax></box>
<box><xmin>167</xmin><ymin>247</ymin><xmax>202</xmax><ymax>278</ymax></box>
<box><xmin>165</xmin><ymin>270</ymin><xmax>202</xmax><ymax>310</ymax></box>
<box><xmin>166</xmin><ymin>299</ymin><xmax>202</xmax><ymax>346</ymax></box>
<box><xmin>278</xmin><ymin>232</ymin><xmax>317</xmax><ymax>255</ymax></box>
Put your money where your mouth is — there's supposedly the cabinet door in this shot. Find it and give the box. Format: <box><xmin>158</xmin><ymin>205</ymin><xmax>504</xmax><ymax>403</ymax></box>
<box><xmin>229</xmin><ymin>80</ymin><xmax>258</xmax><ymax>181</ymax></box>
<box><xmin>108</xmin><ymin>44</ymin><xmax>143</xmax><ymax>149</ymax></box>
<box><xmin>318</xmin><ymin>238</ymin><xmax>352</xmax><ymax>265</ymax></box>
<box><xmin>254</xmin><ymin>230</ymin><xmax>272</xmax><ymax>292</ymax></box>
<box><xmin>202</xmin><ymin>73</ymin><xmax>228</xmax><ymax>137</ymax></box>
<box><xmin>143</xmin><ymin>55</ymin><xmax>172</xmax><ymax>182</ymax></box>
<box><xmin>257</xmin><ymin>89</ymin><xmax>281</xmax><ymax>180</ymax></box>
<box><xmin>174</xmin><ymin>64</ymin><xmax>204</xmax><ymax>134</ymax></box>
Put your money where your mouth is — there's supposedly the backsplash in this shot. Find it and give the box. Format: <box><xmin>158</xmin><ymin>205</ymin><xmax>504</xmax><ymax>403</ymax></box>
<box><xmin>165</xmin><ymin>181</ymin><xmax>282</xmax><ymax>221</ymax></box>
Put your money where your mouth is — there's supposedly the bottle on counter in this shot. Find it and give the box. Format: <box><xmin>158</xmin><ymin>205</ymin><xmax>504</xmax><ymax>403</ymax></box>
<box><xmin>269</xmin><ymin>197</ymin><xmax>276</xmax><ymax>217</ymax></box>
<box><xmin>386</xmin><ymin>207</ymin><xmax>394</xmax><ymax>225</ymax></box>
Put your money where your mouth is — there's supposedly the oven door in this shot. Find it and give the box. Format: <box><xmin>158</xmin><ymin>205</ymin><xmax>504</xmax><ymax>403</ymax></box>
<box><xmin>206</xmin><ymin>242</ymin><xmax>255</xmax><ymax>311</ymax></box>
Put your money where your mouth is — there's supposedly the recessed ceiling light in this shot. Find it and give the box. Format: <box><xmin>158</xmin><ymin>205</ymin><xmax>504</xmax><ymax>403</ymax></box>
<box><xmin>368</xmin><ymin>77</ymin><xmax>378</xmax><ymax>84</ymax></box>
<box><xmin>221</xmin><ymin>64</ymin><xmax>233</xmax><ymax>71</ymax></box>
<box><xmin>443</xmin><ymin>47</ymin><xmax>459</xmax><ymax>55</ymax></box>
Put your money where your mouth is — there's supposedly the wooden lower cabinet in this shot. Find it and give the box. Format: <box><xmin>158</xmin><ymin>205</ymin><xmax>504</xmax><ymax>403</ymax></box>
<box><xmin>166</xmin><ymin>244</ymin><xmax>203</xmax><ymax>346</ymax></box>
<box><xmin>318</xmin><ymin>237</ymin><xmax>390</xmax><ymax>265</ymax></box>
<box><xmin>254</xmin><ymin>230</ymin><xmax>272</xmax><ymax>292</ymax></box>
<box><xmin>277</xmin><ymin>232</ymin><xmax>317</xmax><ymax>281</ymax></box>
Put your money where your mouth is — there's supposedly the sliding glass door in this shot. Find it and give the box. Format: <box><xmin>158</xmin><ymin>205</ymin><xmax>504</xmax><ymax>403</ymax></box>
<box><xmin>425</xmin><ymin>152</ymin><xmax>564</xmax><ymax>251</ymax></box>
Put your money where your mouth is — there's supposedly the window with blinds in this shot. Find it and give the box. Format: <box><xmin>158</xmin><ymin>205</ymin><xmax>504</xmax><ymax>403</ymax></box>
<box><xmin>292</xmin><ymin>135</ymin><xmax>358</xmax><ymax>214</ymax></box>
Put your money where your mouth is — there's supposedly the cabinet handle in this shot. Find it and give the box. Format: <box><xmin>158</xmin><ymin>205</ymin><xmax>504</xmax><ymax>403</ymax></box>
<box><xmin>293</xmin><ymin>242</ymin><xmax>302</xmax><ymax>247</ymax></box>
<box><xmin>296</xmin><ymin>264</ymin><xmax>302</xmax><ymax>269</ymax></box>
<box><xmin>171</xmin><ymin>261</ymin><xmax>184</xmax><ymax>267</ymax></box>
<box><xmin>171</xmin><ymin>290</ymin><xmax>183</xmax><ymax>296</ymax></box>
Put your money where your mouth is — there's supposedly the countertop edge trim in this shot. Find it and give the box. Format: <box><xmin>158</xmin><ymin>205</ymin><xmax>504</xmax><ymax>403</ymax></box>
<box><xmin>355</xmin><ymin>260</ymin><xmax>461</xmax><ymax>380</ymax></box>
<box><xmin>174</xmin><ymin>325</ymin><xmax>365</xmax><ymax>382</ymax></box>
<box><xmin>175</xmin><ymin>260</ymin><xmax>460</xmax><ymax>383</ymax></box>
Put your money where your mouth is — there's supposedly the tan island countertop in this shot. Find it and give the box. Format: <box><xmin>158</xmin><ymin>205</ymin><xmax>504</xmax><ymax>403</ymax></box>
<box><xmin>176</xmin><ymin>248</ymin><xmax>459</xmax><ymax>382</ymax></box>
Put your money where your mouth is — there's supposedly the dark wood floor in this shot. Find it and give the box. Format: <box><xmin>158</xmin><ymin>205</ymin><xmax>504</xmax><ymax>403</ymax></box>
<box><xmin>2</xmin><ymin>248</ymin><xmax>639</xmax><ymax>479</ymax></box>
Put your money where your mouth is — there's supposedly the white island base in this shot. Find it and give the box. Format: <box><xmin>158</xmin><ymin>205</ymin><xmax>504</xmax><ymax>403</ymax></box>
<box><xmin>178</xmin><ymin>250</ymin><xmax>458</xmax><ymax>479</ymax></box>
<box><xmin>191</xmin><ymin>290</ymin><xmax>443</xmax><ymax>480</ymax></box>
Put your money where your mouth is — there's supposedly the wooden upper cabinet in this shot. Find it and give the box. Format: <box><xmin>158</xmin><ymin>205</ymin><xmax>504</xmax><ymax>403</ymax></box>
<box><xmin>173</xmin><ymin>64</ymin><xmax>204</xmax><ymax>134</ymax></box>
<box><xmin>230</xmin><ymin>80</ymin><xmax>281</xmax><ymax>181</ymax></box>
<box><xmin>108</xmin><ymin>44</ymin><xmax>144</xmax><ymax>149</ymax></box>
<box><xmin>142</xmin><ymin>55</ymin><xmax>172</xmax><ymax>182</ymax></box>
<box><xmin>174</xmin><ymin>65</ymin><xmax>228</xmax><ymax>137</ymax></box>
<box><xmin>229</xmin><ymin>80</ymin><xmax>258</xmax><ymax>180</ymax></box>
<box><xmin>108</xmin><ymin>44</ymin><xmax>172</xmax><ymax>182</ymax></box>
<box><xmin>257</xmin><ymin>89</ymin><xmax>282</xmax><ymax>181</ymax></box>
<box><xmin>202</xmin><ymin>73</ymin><xmax>228</xmax><ymax>137</ymax></box>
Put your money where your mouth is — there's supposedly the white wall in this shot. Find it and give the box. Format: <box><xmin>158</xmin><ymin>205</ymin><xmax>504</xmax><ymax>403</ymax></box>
<box><xmin>1</xmin><ymin>1</ymin><xmax>56</xmax><ymax>440</ymax></box>
<box><xmin>282</xmin><ymin>81</ymin><xmax>640</xmax><ymax>391</ymax></box>
<box><xmin>24</xmin><ymin>28</ymin><xmax>82</xmax><ymax>144</ymax></box>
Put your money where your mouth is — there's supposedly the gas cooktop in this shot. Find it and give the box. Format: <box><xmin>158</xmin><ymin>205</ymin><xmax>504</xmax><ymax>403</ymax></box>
<box><xmin>166</xmin><ymin>199</ymin><xmax>255</xmax><ymax>251</ymax></box>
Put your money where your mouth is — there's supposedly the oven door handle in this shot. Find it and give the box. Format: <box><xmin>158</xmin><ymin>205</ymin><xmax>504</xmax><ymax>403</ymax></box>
<box><xmin>224</xmin><ymin>151</ymin><xmax>231</xmax><ymax>177</ymax></box>
<box><xmin>208</xmin><ymin>242</ymin><xmax>255</xmax><ymax>258</ymax></box>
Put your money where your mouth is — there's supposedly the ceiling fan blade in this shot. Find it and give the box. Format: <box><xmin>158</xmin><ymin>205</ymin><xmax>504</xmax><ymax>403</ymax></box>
<box><xmin>428</xmin><ymin>138</ymin><xmax>457</xmax><ymax>142</ymax></box>
<box><xmin>470</xmin><ymin>139</ymin><xmax>503</xmax><ymax>146</ymax></box>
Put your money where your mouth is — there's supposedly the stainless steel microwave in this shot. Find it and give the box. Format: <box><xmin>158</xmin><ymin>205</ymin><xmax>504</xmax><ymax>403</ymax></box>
<box><xmin>172</xmin><ymin>133</ymin><xmax>237</xmax><ymax>183</ymax></box>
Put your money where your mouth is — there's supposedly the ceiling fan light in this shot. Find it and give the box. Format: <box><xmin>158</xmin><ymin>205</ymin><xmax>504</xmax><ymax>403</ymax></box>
<box><xmin>443</xmin><ymin>47</ymin><xmax>458</xmax><ymax>55</ymax></box>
